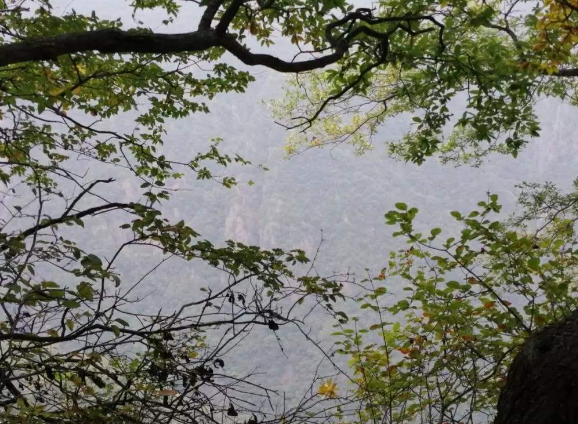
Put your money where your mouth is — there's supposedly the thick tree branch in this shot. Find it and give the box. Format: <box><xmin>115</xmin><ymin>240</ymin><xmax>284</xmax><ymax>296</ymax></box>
<box><xmin>198</xmin><ymin>0</ymin><xmax>226</xmax><ymax>30</ymax></box>
<box><xmin>0</xmin><ymin>29</ymin><xmax>218</xmax><ymax>67</ymax></box>
<box><xmin>219</xmin><ymin>35</ymin><xmax>348</xmax><ymax>72</ymax></box>
<box><xmin>0</xmin><ymin>27</ymin><xmax>348</xmax><ymax>73</ymax></box>
<box><xmin>0</xmin><ymin>8</ymin><xmax>455</xmax><ymax>75</ymax></box>
<box><xmin>215</xmin><ymin>0</ymin><xmax>246</xmax><ymax>34</ymax></box>
<box><xmin>552</xmin><ymin>67</ymin><xmax>578</xmax><ymax>77</ymax></box>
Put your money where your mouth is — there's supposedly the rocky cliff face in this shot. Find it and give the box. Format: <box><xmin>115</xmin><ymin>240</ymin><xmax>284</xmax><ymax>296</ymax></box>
<box><xmin>495</xmin><ymin>309</ymin><xmax>578</xmax><ymax>424</ymax></box>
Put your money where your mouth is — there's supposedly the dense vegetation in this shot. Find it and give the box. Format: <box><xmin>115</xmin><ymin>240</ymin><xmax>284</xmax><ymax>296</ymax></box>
<box><xmin>0</xmin><ymin>0</ymin><xmax>577</xmax><ymax>423</ymax></box>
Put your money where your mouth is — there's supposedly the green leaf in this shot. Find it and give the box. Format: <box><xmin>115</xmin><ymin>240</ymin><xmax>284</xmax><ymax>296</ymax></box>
<box><xmin>110</xmin><ymin>325</ymin><xmax>121</xmax><ymax>337</ymax></box>
<box><xmin>76</xmin><ymin>282</ymin><xmax>94</xmax><ymax>300</ymax></box>
<box><xmin>528</xmin><ymin>257</ymin><xmax>540</xmax><ymax>271</ymax></box>
<box><xmin>446</xmin><ymin>281</ymin><xmax>460</xmax><ymax>290</ymax></box>
<box><xmin>115</xmin><ymin>318</ymin><xmax>129</xmax><ymax>327</ymax></box>
<box><xmin>62</xmin><ymin>299</ymin><xmax>81</xmax><ymax>309</ymax></box>
<box><xmin>397</xmin><ymin>300</ymin><xmax>410</xmax><ymax>310</ymax></box>
<box><xmin>51</xmin><ymin>290</ymin><xmax>65</xmax><ymax>298</ymax></box>
<box><xmin>81</xmin><ymin>254</ymin><xmax>102</xmax><ymax>269</ymax></box>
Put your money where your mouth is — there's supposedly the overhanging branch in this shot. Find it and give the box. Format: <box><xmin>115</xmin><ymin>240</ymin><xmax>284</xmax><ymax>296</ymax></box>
<box><xmin>0</xmin><ymin>202</ymin><xmax>142</xmax><ymax>253</ymax></box>
<box><xmin>552</xmin><ymin>68</ymin><xmax>578</xmax><ymax>77</ymax></box>
<box><xmin>0</xmin><ymin>9</ymin><xmax>438</xmax><ymax>73</ymax></box>
<box><xmin>0</xmin><ymin>27</ymin><xmax>348</xmax><ymax>72</ymax></box>
<box><xmin>0</xmin><ymin>28</ymin><xmax>217</xmax><ymax>67</ymax></box>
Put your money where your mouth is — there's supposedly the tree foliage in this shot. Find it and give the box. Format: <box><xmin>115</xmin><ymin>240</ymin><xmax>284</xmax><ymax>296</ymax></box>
<box><xmin>2</xmin><ymin>0</ymin><xmax>578</xmax><ymax>423</ymax></box>
<box><xmin>0</xmin><ymin>0</ymin><xmax>358</xmax><ymax>422</ymax></box>
<box><xmin>329</xmin><ymin>182</ymin><xmax>578</xmax><ymax>423</ymax></box>
<box><xmin>274</xmin><ymin>0</ymin><xmax>578</xmax><ymax>165</ymax></box>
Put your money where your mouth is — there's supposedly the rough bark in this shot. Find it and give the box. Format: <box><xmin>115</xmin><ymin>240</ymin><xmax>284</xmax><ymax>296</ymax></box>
<box><xmin>494</xmin><ymin>309</ymin><xmax>578</xmax><ymax>424</ymax></box>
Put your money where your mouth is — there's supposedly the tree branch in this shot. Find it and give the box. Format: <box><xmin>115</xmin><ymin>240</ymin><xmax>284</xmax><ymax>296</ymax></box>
<box><xmin>0</xmin><ymin>29</ymin><xmax>218</xmax><ymax>67</ymax></box>
<box><xmin>0</xmin><ymin>202</ymin><xmax>141</xmax><ymax>253</ymax></box>
<box><xmin>20</xmin><ymin>202</ymin><xmax>138</xmax><ymax>239</ymax></box>
<box><xmin>0</xmin><ymin>315</ymin><xmax>280</xmax><ymax>344</ymax></box>
<box><xmin>62</xmin><ymin>178</ymin><xmax>115</xmax><ymax>218</ymax></box>
<box><xmin>198</xmin><ymin>0</ymin><xmax>226</xmax><ymax>30</ymax></box>
<box><xmin>215</xmin><ymin>0</ymin><xmax>246</xmax><ymax>34</ymax></box>
<box><xmin>552</xmin><ymin>68</ymin><xmax>578</xmax><ymax>77</ymax></box>
<box><xmin>219</xmin><ymin>35</ymin><xmax>348</xmax><ymax>72</ymax></box>
<box><xmin>0</xmin><ymin>27</ymin><xmax>348</xmax><ymax>73</ymax></box>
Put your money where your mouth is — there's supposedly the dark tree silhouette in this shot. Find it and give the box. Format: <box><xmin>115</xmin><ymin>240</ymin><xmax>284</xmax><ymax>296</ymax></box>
<box><xmin>495</xmin><ymin>309</ymin><xmax>578</xmax><ymax>424</ymax></box>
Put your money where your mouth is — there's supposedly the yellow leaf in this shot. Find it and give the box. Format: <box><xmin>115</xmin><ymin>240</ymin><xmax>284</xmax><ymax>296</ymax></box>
<box><xmin>108</xmin><ymin>96</ymin><xmax>120</xmax><ymax>106</ymax></box>
<box><xmin>155</xmin><ymin>389</ymin><xmax>179</xmax><ymax>396</ymax></box>
<box><xmin>75</xmin><ymin>64</ymin><xmax>87</xmax><ymax>75</ymax></box>
<box><xmin>49</xmin><ymin>86</ymin><xmax>66</xmax><ymax>97</ymax></box>
<box><xmin>318</xmin><ymin>379</ymin><xmax>338</xmax><ymax>398</ymax></box>
<box><xmin>536</xmin><ymin>19</ymin><xmax>546</xmax><ymax>31</ymax></box>
<box><xmin>546</xmin><ymin>63</ymin><xmax>559</xmax><ymax>74</ymax></box>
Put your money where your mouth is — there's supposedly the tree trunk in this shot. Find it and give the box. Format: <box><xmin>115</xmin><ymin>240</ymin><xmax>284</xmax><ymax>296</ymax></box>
<box><xmin>494</xmin><ymin>310</ymin><xmax>578</xmax><ymax>424</ymax></box>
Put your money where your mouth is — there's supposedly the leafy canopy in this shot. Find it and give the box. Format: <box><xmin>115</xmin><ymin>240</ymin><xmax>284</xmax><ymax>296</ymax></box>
<box><xmin>274</xmin><ymin>0</ymin><xmax>578</xmax><ymax>165</ymax></box>
<box><xmin>2</xmin><ymin>0</ymin><xmax>578</xmax><ymax>423</ymax></box>
<box><xmin>329</xmin><ymin>183</ymin><xmax>578</xmax><ymax>424</ymax></box>
<box><xmin>0</xmin><ymin>0</ymin><xmax>363</xmax><ymax>422</ymax></box>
